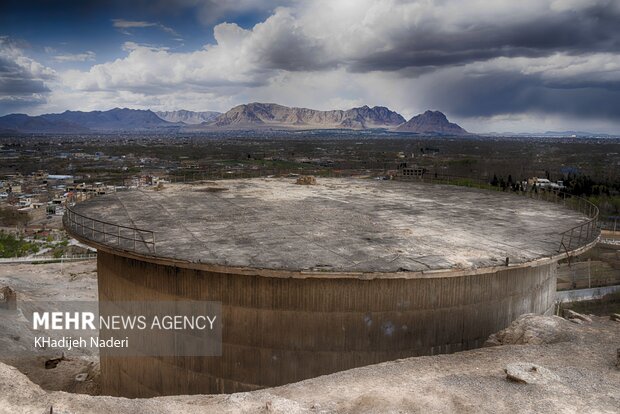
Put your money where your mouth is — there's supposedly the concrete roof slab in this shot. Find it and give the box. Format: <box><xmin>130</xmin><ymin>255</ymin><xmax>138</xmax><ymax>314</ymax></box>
<box><xmin>69</xmin><ymin>178</ymin><xmax>593</xmax><ymax>275</ymax></box>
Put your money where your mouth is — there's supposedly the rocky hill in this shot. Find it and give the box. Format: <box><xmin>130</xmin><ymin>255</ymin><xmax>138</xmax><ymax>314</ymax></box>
<box><xmin>396</xmin><ymin>110</ymin><xmax>468</xmax><ymax>135</ymax></box>
<box><xmin>155</xmin><ymin>110</ymin><xmax>221</xmax><ymax>124</ymax></box>
<box><xmin>208</xmin><ymin>103</ymin><xmax>405</xmax><ymax>129</ymax></box>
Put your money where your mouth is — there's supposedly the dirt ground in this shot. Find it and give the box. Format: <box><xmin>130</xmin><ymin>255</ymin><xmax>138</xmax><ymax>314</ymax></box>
<box><xmin>0</xmin><ymin>260</ymin><xmax>100</xmax><ymax>395</ymax></box>
<box><xmin>0</xmin><ymin>314</ymin><xmax>617</xmax><ymax>413</ymax></box>
<box><xmin>0</xmin><ymin>260</ymin><xmax>98</xmax><ymax>301</ymax></box>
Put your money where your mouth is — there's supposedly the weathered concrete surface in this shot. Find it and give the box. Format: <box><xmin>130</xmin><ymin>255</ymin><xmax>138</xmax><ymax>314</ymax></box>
<box><xmin>71</xmin><ymin>178</ymin><xmax>590</xmax><ymax>274</ymax></box>
<box><xmin>1</xmin><ymin>315</ymin><xmax>618</xmax><ymax>414</ymax></box>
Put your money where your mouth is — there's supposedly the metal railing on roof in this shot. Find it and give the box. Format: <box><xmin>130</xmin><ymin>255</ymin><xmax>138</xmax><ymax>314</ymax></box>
<box><xmin>63</xmin><ymin>205</ymin><xmax>156</xmax><ymax>254</ymax></box>
<box><xmin>524</xmin><ymin>189</ymin><xmax>599</xmax><ymax>253</ymax></box>
<box><xmin>398</xmin><ymin>173</ymin><xmax>600</xmax><ymax>254</ymax></box>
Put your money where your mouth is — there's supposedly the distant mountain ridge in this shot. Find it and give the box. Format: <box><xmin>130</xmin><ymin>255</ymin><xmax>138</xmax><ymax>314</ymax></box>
<box><xmin>155</xmin><ymin>110</ymin><xmax>221</xmax><ymax>124</ymax></box>
<box><xmin>43</xmin><ymin>108</ymin><xmax>173</xmax><ymax>131</ymax></box>
<box><xmin>0</xmin><ymin>113</ymin><xmax>90</xmax><ymax>134</ymax></box>
<box><xmin>207</xmin><ymin>103</ymin><xmax>406</xmax><ymax>129</ymax></box>
<box><xmin>0</xmin><ymin>104</ymin><xmax>469</xmax><ymax>135</ymax></box>
<box><xmin>0</xmin><ymin>108</ymin><xmax>174</xmax><ymax>133</ymax></box>
<box><xmin>396</xmin><ymin>110</ymin><xmax>468</xmax><ymax>135</ymax></box>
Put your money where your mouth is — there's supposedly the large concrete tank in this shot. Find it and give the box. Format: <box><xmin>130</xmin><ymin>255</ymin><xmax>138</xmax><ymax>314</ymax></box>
<box><xmin>64</xmin><ymin>178</ymin><xmax>598</xmax><ymax>397</ymax></box>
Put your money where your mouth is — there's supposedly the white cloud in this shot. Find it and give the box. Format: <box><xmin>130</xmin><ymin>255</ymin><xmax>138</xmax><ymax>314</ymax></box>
<box><xmin>1</xmin><ymin>41</ymin><xmax>56</xmax><ymax>81</ymax></box>
<box><xmin>52</xmin><ymin>51</ymin><xmax>96</xmax><ymax>62</ymax></box>
<box><xmin>112</xmin><ymin>19</ymin><xmax>181</xmax><ymax>39</ymax></box>
<box><xmin>61</xmin><ymin>32</ymin><xmax>263</xmax><ymax>94</ymax></box>
<box><xmin>0</xmin><ymin>37</ymin><xmax>56</xmax><ymax>113</ymax></box>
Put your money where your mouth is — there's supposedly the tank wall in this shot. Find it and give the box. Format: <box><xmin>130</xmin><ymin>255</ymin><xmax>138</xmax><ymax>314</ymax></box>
<box><xmin>97</xmin><ymin>251</ymin><xmax>557</xmax><ymax>397</ymax></box>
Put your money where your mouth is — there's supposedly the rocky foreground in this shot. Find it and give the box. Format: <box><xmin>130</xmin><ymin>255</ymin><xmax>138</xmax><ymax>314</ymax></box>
<box><xmin>0</xmin><ymin>313</ymin><xmax>618</xmax><ymax>414</ymax></box>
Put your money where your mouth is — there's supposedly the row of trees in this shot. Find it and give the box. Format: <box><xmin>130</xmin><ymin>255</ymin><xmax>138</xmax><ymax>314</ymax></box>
<box><xmin>489</xmin><ymin>174</ymin><xmax>527</xmax><ymax>192</ymax></box>
<box><xmin>489</xmin><ymin>173</ymin><xmax>619</xmax><ymax>196</ymax></box>
<box><xmin>488</xmin><ymin>172</ymin><xmax>620</xmax><ymax>217</ymax></box>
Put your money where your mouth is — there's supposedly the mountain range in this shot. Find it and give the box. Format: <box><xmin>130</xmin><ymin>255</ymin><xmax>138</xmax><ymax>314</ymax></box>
<box><xmin>0</xmin><ymin>103</ymin><xmax>468</xmax><ymax>135</ymax></box>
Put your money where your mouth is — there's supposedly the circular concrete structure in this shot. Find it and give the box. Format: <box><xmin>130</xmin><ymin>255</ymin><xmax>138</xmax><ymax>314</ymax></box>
<box><xmin>65</xmin><ymin>178</ymin><xmax>597</xmax><ymax>397</ymax></box>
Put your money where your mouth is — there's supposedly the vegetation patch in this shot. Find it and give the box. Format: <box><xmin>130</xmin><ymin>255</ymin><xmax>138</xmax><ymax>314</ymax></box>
<box><xmin>0</xmin><ymin>232</ymin><xmax>39</xmax><ymax>258</ymax></box>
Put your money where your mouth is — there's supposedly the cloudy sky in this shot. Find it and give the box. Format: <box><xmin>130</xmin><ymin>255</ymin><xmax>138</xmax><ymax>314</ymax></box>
<box><xmin>2</xmin><ymin>0</ymin><xmax>620</xmax><ymax>133</ymax></box>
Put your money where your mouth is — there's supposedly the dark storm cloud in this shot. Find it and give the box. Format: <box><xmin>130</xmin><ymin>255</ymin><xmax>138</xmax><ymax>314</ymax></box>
<box><xmin>420</xmin><ymin>70</ymin><xmax>620</xmax><ymax>120</ymax></box>
<box><xmin>0</xmin><ymin>95</ymin><xmax>47</xmax><ymax>115</ymax></box>
<box><xmin>253</xmin><ymin>15</ymin><xmax>335</xmax><ymax>72</ymax></box>
<box><xmin>348</xmin><ymin>3</ymin><xmax>620</xmax><ymax>72</ymax></box>
<box><xmin>0</xmin><ymin>62</ymin><xmax>50</xmax><ymax>95</ymax></box>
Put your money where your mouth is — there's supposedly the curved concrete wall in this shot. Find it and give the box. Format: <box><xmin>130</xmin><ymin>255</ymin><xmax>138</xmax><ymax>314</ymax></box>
<box><xmin>97</xmin><ymin>251</ymin><xmax>557</xmax><ymax>397</ymax></box>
